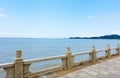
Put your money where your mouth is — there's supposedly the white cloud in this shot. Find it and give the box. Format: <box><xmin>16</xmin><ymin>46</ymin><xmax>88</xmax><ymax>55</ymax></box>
<box><xmin>1</xmin><ymin>32</ymin><xmax>7</xmax><ymax>34</ymax></box>
<box><xmin>0</xmin><ymin>32</ymin><xmax>8</xmax><ymax>36</ymax></box>
<box><xmin>0</xmin><ymin>32</ymin><xmax>33</xmax><ymax>37</ymax></box>
<box><xmin>0</xmin><ymin>8</ymin><xmax>8</xmax><ymax>17</ymax></box>
<box><xmin>0</xmin><ymin>8</ymin><xmax>5</xmax><ymax>11</ymax></box>
<box><xmin>88</xmin><ymin>16</ymin><xmax>93</xmax><ymax>20</ymax></box>
<box><xmin>0</xmin><ymin>13</ymin><xmax>8</xmax><ymax>17</ymax></box>
<box><xmin>23</xmin><ymin>34</ymin><xmax>32</xmax><ymax>36</ymax></box>
<box><xmin>111</xmin><ymin>30</ymin><xmax>120</xmax><ymax>35</ymax></box>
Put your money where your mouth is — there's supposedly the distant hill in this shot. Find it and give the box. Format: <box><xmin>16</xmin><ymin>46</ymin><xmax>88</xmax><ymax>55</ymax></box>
<box><xmin>70</xmin><ymin>34</ymin><xmax>120</xmax><ymax>39</ymax></box>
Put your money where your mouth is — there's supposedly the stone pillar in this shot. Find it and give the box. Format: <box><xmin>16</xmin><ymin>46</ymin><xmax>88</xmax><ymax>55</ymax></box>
<box><xmin>66</xmin><ymin>47</ymin><xmax>74</xmax><ymax>70</ymax></box>
<box><xmin>4</xmin><ymin>66</ymin><xmax>15</xmax><ymax>78</ymax></box>
<box><xmin>91</xmin><ymin>46</ymin><xmax>96</xmax><ymax>62</ymax></box>
<box><xmin>23</xmin><ymin>64</ymin><xmax>31</xmax><ymax>78</ymax></box>
<box><xmin>105</xmin><ymin>44</ymin><xmax>111</xmax><ymax>58</ymax></box>
<box><xmin>116</xmin><ymin>44</ymin><xmax>120</xmax><ymax>55</ymax></box>
<box><xmin>14</xmin><ymin>50</ymin><xmax>23</xmax><ymax>78</ymax></box>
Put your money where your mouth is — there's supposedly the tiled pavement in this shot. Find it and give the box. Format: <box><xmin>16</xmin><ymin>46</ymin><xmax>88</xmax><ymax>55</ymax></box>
<box><xmin>58</xmin><ymin>57</ymin><xmax>120</xmax><ymax>78</ymax></box>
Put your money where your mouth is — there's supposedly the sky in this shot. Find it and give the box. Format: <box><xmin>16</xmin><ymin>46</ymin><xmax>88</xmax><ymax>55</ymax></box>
<box><xmin>0</xmin><ymin>0</ymin><xmax>120</xmax><ymax>38</ymax></box>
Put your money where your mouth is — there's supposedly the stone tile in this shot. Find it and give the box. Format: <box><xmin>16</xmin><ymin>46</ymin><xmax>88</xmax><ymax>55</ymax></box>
<box><xmin>58</xmin><ymin>56</ymin><xmax>120</xmax><ymax>78</ymax></box>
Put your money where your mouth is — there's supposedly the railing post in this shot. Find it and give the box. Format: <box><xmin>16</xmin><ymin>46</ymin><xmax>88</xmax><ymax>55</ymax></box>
<box><xmin>65</xmin><ymin>47</ymin><xmax>74</xmax><ymax>69</ymax></box>
<box><xmin>14</xmin><ymin>50</ymin><xmax>23</xmax><ymax>78</ymax></box>
<box><xmin>91</xmin><ymin>46</ymin><xmax>96</xmax><ymax>62</ymax></box>
<box><xmin>105</xmin><ymin>44</ymin><xmax>111</xmax><ymax>58</ymax></box>
<box><xmin>116</xmin><ymin>44</ymin><xmax>120</xmax><ymax>55</ymax></box>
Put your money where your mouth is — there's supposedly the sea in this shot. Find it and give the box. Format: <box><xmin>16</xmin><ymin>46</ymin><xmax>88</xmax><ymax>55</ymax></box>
<box><xmin>0</xmin><ymin>38</ymin><xmax>120</xmax><ymax>77</ymax></box>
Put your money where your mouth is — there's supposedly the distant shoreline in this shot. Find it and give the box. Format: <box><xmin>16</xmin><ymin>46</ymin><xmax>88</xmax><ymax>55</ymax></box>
<box><xmin>70</xmin><ymin>34</ymin><xmax>120</xmax><ymax>39</ymax></box>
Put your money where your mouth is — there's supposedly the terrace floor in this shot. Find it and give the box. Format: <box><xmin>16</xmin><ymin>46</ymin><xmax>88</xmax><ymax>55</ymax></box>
<box><xmin>57</xmin><ymin>56</ymin><xmax>120</xmax><ymax>78</ymax></box>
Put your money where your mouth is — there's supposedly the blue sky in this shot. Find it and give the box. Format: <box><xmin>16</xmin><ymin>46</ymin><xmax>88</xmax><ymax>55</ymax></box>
<box><xmin>0</xmin><ymin>0</ymin><xmax>120</xmax><ymax>38</ymax></box>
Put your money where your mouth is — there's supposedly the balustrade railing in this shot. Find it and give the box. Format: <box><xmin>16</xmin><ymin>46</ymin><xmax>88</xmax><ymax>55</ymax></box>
<box><xmin>0</xmin><ymin>44</ymin><xmax>120</xmax><ymax>78</ymax></box>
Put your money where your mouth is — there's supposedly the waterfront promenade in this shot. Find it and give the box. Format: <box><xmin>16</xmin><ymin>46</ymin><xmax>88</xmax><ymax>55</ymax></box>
<box><xmin>58</xmin><ymin>56</ymin><xmax>120</xmax><ymax>78</ymax></box>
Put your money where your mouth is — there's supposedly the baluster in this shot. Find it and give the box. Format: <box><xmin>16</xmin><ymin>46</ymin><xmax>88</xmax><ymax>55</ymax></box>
<box><xmin>23</xmin><ymin>63</ymin><xmax>31</xmax><ymax>78</ymax></box>
<box><xmin>4</xmin><ymin>66</ymin><xmax>15</xmax><ymax>78</ymax></box>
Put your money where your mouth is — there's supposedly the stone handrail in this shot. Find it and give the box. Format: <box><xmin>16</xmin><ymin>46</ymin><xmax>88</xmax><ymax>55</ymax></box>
<box><xmin>0</xmin><ymin>44</ymin><xmax>120</xmax><ymax>78</ymax></box>
<box><xmin>0</xmin><ymin>62</ymin><xmax>14</xmax><ymax>68</ymax></box>
<box><xmin>72</xmin><ymin>51</ymin><xmax>91</xmax><ymax>56</ymax></box>
<box><xmin>24</xmin><ymin>55</ymin><xmax>66</xmax><ymax>64</ymax></box>
<box><xmin>96</xmin><ymin>49</ymin><xmax>106</xmax><ymax>52</ymax></box>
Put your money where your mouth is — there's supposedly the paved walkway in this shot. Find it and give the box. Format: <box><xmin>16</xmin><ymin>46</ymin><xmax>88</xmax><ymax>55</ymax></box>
<box><xmin>58</xmin><ymin>56</ymin><xmax>120</xmax><ymax>78</ymax></box>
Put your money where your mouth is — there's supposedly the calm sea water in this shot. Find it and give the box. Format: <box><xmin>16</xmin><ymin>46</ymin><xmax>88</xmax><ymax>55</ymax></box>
<box><xmin>0</xmin><ymin>38</ymin><xmax>120</xmax><ymax>64</ymax></box>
